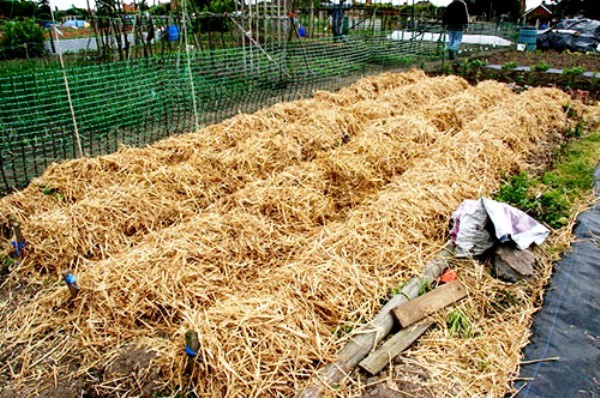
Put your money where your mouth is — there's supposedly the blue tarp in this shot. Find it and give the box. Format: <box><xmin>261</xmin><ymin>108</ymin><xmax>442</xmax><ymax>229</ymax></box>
<box><xmin>62</xmin><ymin>20</ymin><xmax>86</xmax><ymax>29</ymax></box>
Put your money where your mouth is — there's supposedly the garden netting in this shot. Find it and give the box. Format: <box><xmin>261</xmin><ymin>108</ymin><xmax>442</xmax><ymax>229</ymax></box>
<box><xmin>0</xmin><ymin>21</ymin><xmax>517</xmax><ymax>192</ymax></box>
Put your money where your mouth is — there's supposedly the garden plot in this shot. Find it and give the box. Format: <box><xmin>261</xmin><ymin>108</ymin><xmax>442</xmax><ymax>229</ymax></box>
<box><xmin>0</xmin><ymin>71</ymin><xmax>595</xmax><ymax>397</ymax></box>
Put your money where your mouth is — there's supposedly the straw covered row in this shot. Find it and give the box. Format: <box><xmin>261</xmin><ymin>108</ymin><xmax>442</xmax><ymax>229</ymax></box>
<box><xmin>1</xmin><ymin>71</ymin><xmax>473</xmax><ymax>274</ymax></box>
<box><xmin>0</xmin><ymin>72</ymin><xmax>588</xmax><ymax>398</ymax></box>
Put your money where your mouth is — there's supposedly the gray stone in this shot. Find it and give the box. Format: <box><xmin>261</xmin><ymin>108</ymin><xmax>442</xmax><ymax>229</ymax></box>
<box><xmin>493</xmin><ymin>245</ymin><xmax>536</xmax><ymax>283</ymax></box>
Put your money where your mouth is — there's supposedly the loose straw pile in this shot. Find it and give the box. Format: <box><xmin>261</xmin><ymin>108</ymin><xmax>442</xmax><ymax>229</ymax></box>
<box><xmin>0</xmin><ymin>71</ymin><xmax>592</xmax><ymax>397</ymax></box>
<box><xmin>2</xmin><ymin>71</ymin><xmax>473</xmax><ymax>274</ymax></box>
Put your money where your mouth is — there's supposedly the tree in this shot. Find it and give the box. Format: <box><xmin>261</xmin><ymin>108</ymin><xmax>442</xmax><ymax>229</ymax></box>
<box><xmin>64</xmin><ymin>5</ymin><xmax>91</xmax><ymax>17</ymax></box>
<box><xmin>0</xmin><ymin>0</ymin><xmax>37</xmax><ymax>18</ymax></box>
<box><xmin>36</xmin><ymin>0</ymin><xmax>51</xmax><ymax>20</ymax></box>
<box><xmin>465</xmin><ymin>0</ymin><xmax>521</xmax><ymax>20</ymax></box>
<box><xmin>147</xmin><ymin>3</ymin><xmax>166</xmax><ymax>14</ymax></box>
<box><xmin>548</xmin><ymin>0</ymin><xmax>599</xmax><ymax>19</ymax></box>
<box><xmin>36</xmin><ymin>0</ymin><xmax>54</xmax><ymax>53</ymax></box>
<box><xmin>0</xmin><ymin>18</ymin><xmax>46</xmax><ymax>59</ymax></box>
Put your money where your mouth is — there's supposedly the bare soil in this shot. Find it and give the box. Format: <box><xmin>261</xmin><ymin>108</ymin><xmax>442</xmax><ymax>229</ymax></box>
<box><xmin>442</xmin><ymin>53</ymin><xmax>600</xmax><ymax>102</ymax></box>
<box><xmin>360</xmin><ymin>361</ymin><xmax>435</xmax><ymax>398</ymax></box>
<box><xmin>482</xmin><ymin>50</ymin><xmax>600</xmax><ymax>72</ymax></box>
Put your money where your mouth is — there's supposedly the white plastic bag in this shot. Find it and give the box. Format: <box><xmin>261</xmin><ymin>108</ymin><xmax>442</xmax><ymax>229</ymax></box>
<box><xmin>450</xmin><ymin>198</ymin><xmax>550</xmax><ymax>256</ymax></box>
<box><xmin>482</xmin><ymin>198</ymin><xmax>550</xmax><ymax>250</ymax></box>
<box><xmin>450</xmin><ymin>200</ymin><xmax>494</xmax><ymax>257</ymax></box>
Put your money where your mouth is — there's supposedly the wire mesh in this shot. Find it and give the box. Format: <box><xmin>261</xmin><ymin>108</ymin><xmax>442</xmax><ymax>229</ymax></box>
<box><xmin>0</xmin><ymin>15</ymin><xmax>520</xmax><ymax>193</ymax></box>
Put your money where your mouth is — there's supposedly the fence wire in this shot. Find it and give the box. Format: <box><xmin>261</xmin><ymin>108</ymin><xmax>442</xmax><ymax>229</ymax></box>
<box><xmin>0</xmin><ymin>21</ymin><xmax>518</xmax><ymax>193</ymax></box>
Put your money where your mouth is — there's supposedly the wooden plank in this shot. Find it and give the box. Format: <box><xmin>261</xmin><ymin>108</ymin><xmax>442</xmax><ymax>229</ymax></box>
<box><xmin>295</xmin><ymin>243</ymin><xmax>454</xmax><ymax>398</ymax></box>
<box><xmin>359</xmin><ymin>319</ymin><xmax>434</xmax><ymax>376</ymax></box>
<box><xmin>392</xmin><ymin>280</ymin><xmax>467</xmax><ymax>328</ymax></box>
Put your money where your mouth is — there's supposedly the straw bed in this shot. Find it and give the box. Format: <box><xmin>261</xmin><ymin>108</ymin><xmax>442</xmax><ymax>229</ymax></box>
<box><xmin>2</xmin><ymin>73</ymin><xmax>471</xmax><ymax>274</ymax></box>
<box><xmin>0</xmin><ymin>72</ymin><xmax>593</xmax><ymax>398</ymax></box>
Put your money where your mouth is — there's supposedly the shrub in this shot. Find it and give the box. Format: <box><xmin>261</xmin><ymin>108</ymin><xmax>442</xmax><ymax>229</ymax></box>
<box><xmin>495</xmin><ymin>171</ymin><xmax>533</xmax><ymax>210</ymax></box>
<box><xmin>501</xmin><ymin>61</ymin><xmax>518</xmax><ymax>71</ymax></box>
<box><xmin>0</xmin><ymin>18</ymin><xmax>46</xmax><ymax>59</ymax></box>
<box><xmin>533</xmin><ymin>61</ymin><xmax>550</xmax><ymax>72</ymax></box>
<box><xmin>469</xmin><ymin>59</ymin><xmax>487</xmax><ymax>68</ymax></box>
<box><xmin>562</xmin><ymin>66</ymin><xmax>586</xmax><ymax>76</ymax></box>
<box><xmin>538</xmin><ymin>190</ymin><xmax>570</xmax><ymax>228</ymax></box>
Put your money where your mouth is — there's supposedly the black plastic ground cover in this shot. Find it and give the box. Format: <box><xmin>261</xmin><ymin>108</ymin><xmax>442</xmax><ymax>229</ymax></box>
<box><xmin>514</xmin><ymin>166</ymin><xmax>600</xmax><ymax>397</ymax></box>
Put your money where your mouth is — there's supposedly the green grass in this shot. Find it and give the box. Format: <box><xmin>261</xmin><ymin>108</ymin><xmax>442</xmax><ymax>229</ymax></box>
<box><xmin>552</xmin><ymin>133</ymin><xmax>600</xmax><ymax>190</ymax></box>
<box><xmin>446</xmin><ymin>308</ymin><xmax>472</xmax><ymax>338</ymax></box>
<box><xmin>495</xmin><ymin>132</ymin><xmax>600</xmax><ymax>229</ymax></box>
<box><xmin>0</xmin><ymin>253</ymin><xmax>15</xmax><ymax>269</ymax></box>
<box><xmin>418</xmin><ymin>279</ymin><xmax>431</xmax><ymax>296</ymax></box>
<box><xmin>566</xmin><ymin>119</ymin><xmax>585</xmax><ymax>138</ymax></box>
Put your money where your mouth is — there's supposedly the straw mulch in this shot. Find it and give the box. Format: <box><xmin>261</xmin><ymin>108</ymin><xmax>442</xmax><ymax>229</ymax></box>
<box><xmin>0</xmin><ymin>71</ymin><xmax>474</xmax><ymax>274</ymax></box>
<box><xmin>0</xmin><ymin>71</ymin><xmax>593</xmax><ymax>398</ymax></box>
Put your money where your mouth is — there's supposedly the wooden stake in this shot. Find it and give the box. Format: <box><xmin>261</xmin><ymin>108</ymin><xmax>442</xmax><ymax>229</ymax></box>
<box><xmin>12</xmin><ymin>223</ymin><xmax>25</xmax><ymax>244</ymax></box>
<box><xmin>61</xmin><ymin>270</ymin><xmax>80</xmax><ymax>299</ymax></box>
<box><xmin>359</xmin><ymin>319</ymin><xmax>434</xmax><ymax>376</ymax></box>
<box><xmin>309</xmin><ymin>2</ymin><xmax>314</xmax><ymax>38</ymax></box>
<box><xmin>12</xmin><ymin>223</ymin><xmax>25</xmax><ymax>258</ymax></box>
<box><xmin>185</xmin><ymin>329</ymin><xmax>200</xmax><ymax>374</ymax></box>
<box><xmin>295</xmin><ymin>243</ymin><xmax>453</xmax><ymax>398</ymax></box>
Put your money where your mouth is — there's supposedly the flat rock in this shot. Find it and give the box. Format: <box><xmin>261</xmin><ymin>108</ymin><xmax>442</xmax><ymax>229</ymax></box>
<box><xmin>493</xmin><ymin>245</ymin><xmax>535</xmax><ymax>283</ymax></box>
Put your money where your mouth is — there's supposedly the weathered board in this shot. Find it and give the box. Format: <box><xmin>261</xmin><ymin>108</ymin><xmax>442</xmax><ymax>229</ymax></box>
<box><xmin>392</xmin><ymin>280</ymin><xmax>467</xmax><ymax>328</ymax></box>
<box><xmin>359</xmin><ymin>319</ymin><xmax>434</xmax><ymax>375</ymax></box>
<box><xmin>295</xmin><ymin>243</ymin><xmax>454</xmax><ymax>398</ymax></box>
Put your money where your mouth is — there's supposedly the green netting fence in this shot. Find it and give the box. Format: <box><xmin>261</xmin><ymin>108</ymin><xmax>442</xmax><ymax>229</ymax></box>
<box><xmin>0</xmin><ymin>21</ymin><xmax>518</xmax><ymax>193</ymax></box>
